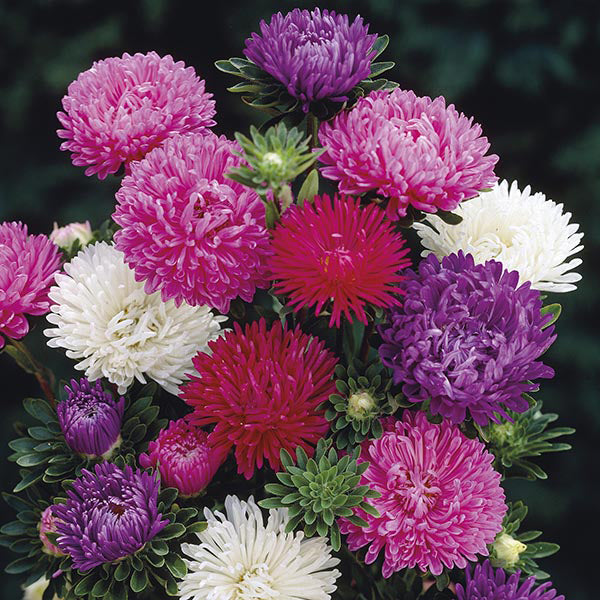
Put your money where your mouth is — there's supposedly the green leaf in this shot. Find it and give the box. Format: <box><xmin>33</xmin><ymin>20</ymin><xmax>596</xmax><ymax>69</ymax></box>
<box><xmin>8</xmin><ymin>438</ymin><xmax>37</xmax><ymax>453</ymax></box>
<box><xmin>369</xmin><ymin>61</ymin><xmax>395</xmax><ymax>78</ymax></box>
<box><xmin>160</xmin><ymin>523</ymin><xmax>186</xmax><ymax>539</ymax></box>
<box><xmin>73</xmin><ymin>573</ymin><xmax>97</xmax><ymax>596</ymax></box>
<box><xmin>370</xmin><ymin>34</ymin><xmax>390</xmax><ymax>59</ymax></box>
<box><xmin>1</xmin><ymin>520</ymin><xmax>30</xmax><ymax>536</ymax></box>
<box><xmin>214</xmin><ymin>59</ymin><xmax>241</xmax><ymax>76</ymax></box>
<box><xmin>91</xmin><ymin>577</ymin><xmax>111</xmax><ymax>597</ymax></box>
<box><xmin>187</xmin><ymin>521</ymin><xmax>208</xmax><ymax>535</ymax></box>
<box><xmin>297</xmin><ymin>169</ymin><xmax>319</xmax><ymax>206</ymax></box>
<box><xmin>5</xmin><ymin>556</ymin><xmax>36</xmax><ymax>574</ymax></box>
<box><xmin>23</xmin><ymin>398</ymin><xmax>56</xmax><ymax>422</ymax></box>
<box><xmin>16</xmin><ymin>453</ymin><xmax>48</xmax><ymax>468</ymax></box>
<box><xmin>527</xmin><ymin>542</ymin><xmax>560</xmax><ymax>557</ymax></box>
<box><xmin>114</xmin><ymin>560</ymin><xmax>131</xmax><ymax>582</ymax></box>
<box><xmin>130</xmin><ymin>569</ymin><xmax>149</xmax><ymax>593</ymax></box>
<box><xmin>436</xmin><ymin>209</ymin><xmax>463</xmax><ymax>225</ymax></box>
<box><xmin>166</xmin><ymin>554</ymin><xmax>187</xmax><ymax>579</ymax></box>
<box><xmin>258</xmin><ymin>497</ymin><xmax>283</xmax><ymax>509</ymax></box>
<box><xmin>158</xmin><ymin>487</ymin><xmax>179</xmax><ymax>508</ymax></box>
<box><xmin>540</xmin><ymin>303</ymin><xmax>561</xmax><ymax>329</ymax></box>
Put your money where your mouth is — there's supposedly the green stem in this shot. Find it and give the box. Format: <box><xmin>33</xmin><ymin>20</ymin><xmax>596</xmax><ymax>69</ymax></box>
<box><xmin>7</xmin><ymin>339</ymin><xmax>56</xmax><ymax>406</ymax></box>
<box><xmin>359</xmin><ymin>318</ymin><xmax>375</xmax><ymax>363</ymax></box>
<box><xmin>306</xmin><ymin>112</ymin><xmax>320</xmax><ymax>151</ymax></box>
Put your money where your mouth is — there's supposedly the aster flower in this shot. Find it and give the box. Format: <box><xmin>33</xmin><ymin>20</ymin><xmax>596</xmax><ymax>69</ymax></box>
<box><xmin>38</xmin><ymin>506</ymin><xmax>64</xmax><ymax>557</ymax></box>
<box><xmin>340</xmin><ymin>411</ymin><xmax>507</xmax><ymax>577</ymax></box>
<box><xmin>269</xmin><ymin>194</ymin><xmax>411</xmax><ymax>327</ymax></box>
<box><xmin>44</xmin><ymin>242</ymin><xmax>226</xmax><ymax>394</ymax></box>
<box><xmin>379</xmin><ymin>252</ymin><xmax>556</xmax><ymax>425</ymax></box>
<box><xmin>242</xmin><ymin>8</ymin><xmax>378</xmax><ymax>113</ymax></box>
<box><xmin>0</xmin><ymin>222</ymin><xmax>62</xmax><ymax>349</ymax></box>
<box><xmin>50</xmin><ymin>220</ymin><xmax>93</xmax><ymax>251</ymax></box>
<box><xmin>414</xmin><ymin>180</ymin><xmax>584</xmax><ymax>293</ymax></box>
<box><xmin>113</xmin><ymin>132</ymin><xmax>272</xmax><ymax>312</ymax></box>
<box><xmin>319</xmin><ymin>89</ymin><xmax>498</xmax><ymax>219</ymax></box>
<box><xmin>179</xmin><ymin>495</ymin><xmax>340</xmax><ymax>600</ymax></box>
<box><xmin>57</xmin><ymin>378</ymin><xmax>125</xmax><ymax>458</ymax></box>
<box><xmin>456</xmin><ymin>560</ymin><xmax>564</xmax><ymax>600</ymax></box>
<box><xmin>52</xmin><ymin>462</ymin><xmax>168</xmax><ymax>571</ymax></box>
<box><xmin>139</xmin><ymin>417</ymin><xmax>227</xmax><ymax>497</ymax></box>
<box><xmin>57</xmin><ymin>51</ymin><xmax>216</xmax><ymax>179</ymax></box>
<box><xmin>181</xmin><ymin>318</ymin><xmax>337</xmax><ymax>479</ymax></box>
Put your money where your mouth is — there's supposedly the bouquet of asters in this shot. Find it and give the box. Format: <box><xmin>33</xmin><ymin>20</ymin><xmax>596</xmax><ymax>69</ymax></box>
<box><xmin>0</xmin><ymin>8</ymin><xmax>582</xmax><ymax>600</ymax></box>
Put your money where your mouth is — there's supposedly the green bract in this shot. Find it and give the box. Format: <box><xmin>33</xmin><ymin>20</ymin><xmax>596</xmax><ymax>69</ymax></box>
<box><xmin>327</xmin><ymin>360</ymin><xmax>406</xmax><ymax>449</ymax></box>
<box><xmin>7</xmin><ymin>383</ymin><xmax>166</xmax><ymax>492</ymax></box>
<box><xmin>259</xmin><ymin>439</ymin><xmax>380</xmax><ymax>551</ymax></box>
<box><xmin>478</xmin><ymin>398</ymin><xmax>574</xmax><ymax>480</ymax></box>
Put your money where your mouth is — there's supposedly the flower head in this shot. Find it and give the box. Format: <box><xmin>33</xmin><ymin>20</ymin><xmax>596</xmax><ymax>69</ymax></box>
<box><xmin>414</xmin><ymin>180</ymin><xmax>584</xmax><ymax>293</ymax></box>
<box><xmin>269</xmin><ymin>194</ymin><xmax>411</xmax><ymax>327</ymax></box>
<box><xmin>113</xmin><ymin>132</ymin><xmax>272</xmax><ymax>312</ymax></box>
<box><xmin>379</xmin><ymin>252</ymin><xmax>556</xmax><ymax>425</ymax></box>
<box><xmin>0</xmin><ymin>222</ymin><xmax>62</xmax><ymax>349</ymax></box>
<box><xmin>456</xmin><ymin>560</ymin><xmax>564</xmax><ymax>600</ymax></box>
<box><xmin>139</xmin><ymin>417</ymin><xmax>227</xmax><ymax>497</ymax></box>
<box><xmin>45</xmin><ymin>242</ymin><xmax>226</xmax><ymax>394</ymax></box>
<box><xmin>179</xmin><ymin>495</ymin><xmax>340</xmax><ymax>600</ymax></box>
<box><xmin>52</xmin><ymin>462</ymin><xmax>168</xmax><ymax>571</ymax></box>
<box><xmin>57</xmin><ymin>378</ymin><xmax>125</xmax><ymax>457</ymax></box>
<box><xmin>491</xmin><ymin>533</ymin><xmax>527</xmax><ymax>569</ymax></box>
<box><xmin>39</xmin><ymin>506</ymin><xmax>64</xmax><ymax>557</ymax></box>
<box><xmin>340</xmin><ymin>411</ymin><xmax>506</xmax><ymax>577</ymax></box>
<box><xmin>319</xmin><ymin>89</ymin><xmax>498</xmax><ymax>219</ymax></box>
<box><xmin>57</xmin><ymin>52</ymin><xmax>216</xmax><ymax>179</ymax></box>
<box><xmin>181</xmin><ymin>318</ymin><xmax>337</xmax><ymax>479</ymax></box>
<box><xmin>244</xmin><ymin>8</ymin><xmax>377</xmax><ymax>112</ymax></box>
<box><xmin>50</xmin><ymin>221</ymin><xmax>93</xmax><ymax>251</ymax></box>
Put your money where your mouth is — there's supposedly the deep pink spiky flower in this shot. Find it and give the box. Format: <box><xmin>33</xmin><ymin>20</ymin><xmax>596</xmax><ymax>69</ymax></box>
<box><xmin>269</xmin><ymin>194</ymin><xmax>411</xmax><ymax>327</ymax></box>
<box><xmin>319</xmin><ymin>89</ymin><xmax>498</xmax><ymax>219</ymax></box>
<box><xmin>340</xmin><ymin>411</ymin><xmax>506</xmax><ymax>577</ymax></box>
<box><xmin>57</xmin><ymin>52</ymin><xmax>216</xmax><ymax>179</ymax></box>
<box><xmin>113</xmin><ymin>132</ymin><xmax>272</xmax><ymax>312</ymax></box>
<box><xmin>0</xmin><ymin>222</ymin><xmax>62</xmax><ymax>349</ymax></box>
<box><xmin>180</xmin><ymin>318</ymin><xmax>337</xmax><ymax>479</ymax></box>
<box><xmin>139</xmin><ymin>417</ymin><xmax>228</xmax><ymax>497</ymax></box>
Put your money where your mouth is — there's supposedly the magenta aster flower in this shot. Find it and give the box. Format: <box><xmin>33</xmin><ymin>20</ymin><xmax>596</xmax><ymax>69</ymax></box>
<box><xmin>379</xmin><ymin>252</ymin><xmax>556</xmax><ymax>425</ymax></box>
<box><xmin>39</xmin><ymin>506</ymin><xmax>64</xmax><ymax>557</ymax></box>
<box><xmin>319</xmin><ymin>89</ymin><xmax>498</xmax><ymax>219</ymax></box>
<box><xmin>57</xmin><ymin>378</ymin><xmax>125</xmax><ymax>458</ymax></box>
<box><xmin>269</xmin><ymin>194</ymin><xmax>411</xmax><ymax>327</ymax></box>
<box><xmin>139</xmin><ymin>417</ymin><xmax>227</xmax><ymax>497</ymax></box>
<box><xmin>244</xmin><ymin>8</ymin><xmax>377</xmax><ymax>112</ymax></box>
<box><xmin>53</xmin><ymin>462</ymin><xmax>168</xmax><ymax>571</ymax></box>
<box><xmin>113</xmin><ymin>132</ymin><xmax>271</xmax><ymax>312</ymax></box>
<box><xmin>0</xmin><ymin>222</ymin><xmax>62</xmax><ymax>349</ymax></box>
<box><xmin>57</xmin><ymin>52</ymin><xmax>216</xmax><ymax>179</ymax></box>
<box><xmin>456</xmin><ymin>560</ymin><xmax>564</xmax><ymax>600</ymax></box>
<box><xmin>180</xmin><ymin>318</ymin><xmax>337</xmax><ymax>479</ymax></box>
<box><xmin>340</xmin><ymin>411</ymin><xmax>506</xmax><ymax>577</ymax></box>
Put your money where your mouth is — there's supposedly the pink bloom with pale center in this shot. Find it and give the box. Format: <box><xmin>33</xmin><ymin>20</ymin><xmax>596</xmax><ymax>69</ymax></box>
<box><xmin>113</xmin><ymin>132</ymin><xmax>271</xmax><ymax>312</ymax></box>
<box><xmin>0</xmin><ymin>222</ymin><xmax>62</xmax><ymax>349</ymax></box>
<box><xmin>180</xmin><ymin>319</ymin><xmax>337</xmax><ymax>479</ymax></box>
<box><xmin>39</xmin><ymin>506</ymin><xmax>64</xmax><ymax>556</ymax></box>
<box><xmin>57</xmin><ymin>52</ymin><xmax>216</xmax><ymax>179</ymax></box>
<box><xmin>340</xmin><ymin>411</ymin><xmax>506</xmax><ymax>577</ymax></box>
<box><xmin>269</xmin><ymin>194</ymin><xmax>411</xmax><ymax>327</ymax></box>
<box><xmin>139</xmin><ymin>418</ymin><xmax>227</xmax><ymax>497</ymax></box>
<box><xmin>319</xmin><ymin>89</ymin><xmax>498</xmax><ymax>219</ymax></box>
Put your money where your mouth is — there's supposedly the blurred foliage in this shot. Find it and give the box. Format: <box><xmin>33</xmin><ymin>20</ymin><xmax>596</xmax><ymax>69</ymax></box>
<box><xmin>0</xmin><ymin>0</ymin><xmax>597</xmax><ymax>598</ymax></box>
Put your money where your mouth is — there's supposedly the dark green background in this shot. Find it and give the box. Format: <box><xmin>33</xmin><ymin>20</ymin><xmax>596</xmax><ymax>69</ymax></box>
<box><xmin>1</xmin><ymin>1</ymin><xmax>597</xmax><ymax>598</ymax></box>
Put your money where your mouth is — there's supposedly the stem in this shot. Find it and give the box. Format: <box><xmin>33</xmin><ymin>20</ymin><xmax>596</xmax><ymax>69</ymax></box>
<box><xmin>8</xmin><ymin>339</ymin><xmax>56</xmax><ymax>406</ymax></box>
<box><xmin>306</xmin><ymin>112</ymin><xmax>319</xmax><ymax>151</ymax></box>
<box><xmin>336</xmin><ymin>319</ymin><xmax>344</xmax><ymax>357</ymax></box>
<box><xmin>359</xmin><ymin>319</ymin><xmax>375</xmax><ymax>363</ymax></box>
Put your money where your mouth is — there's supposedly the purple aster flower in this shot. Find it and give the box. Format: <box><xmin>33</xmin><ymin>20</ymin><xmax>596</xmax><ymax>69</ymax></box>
<box><xmin>57</xmin><ymin>378</ymin><xmax>125</xmax><ymax>458</ymax></box>
<box><xmin>379</xmin><ymin>252</ymin><xmax>556</xmax><ymax>425</ymax></box>
<box><xmin>53</xmin><ymin>462</ymin><xmax>168</xmax><ymax>571</ymax></box>
<box><xmin>456</xmin><ymin>560</ymin><xmax>564</xmax><ymax>600</ymax></box>
<box><xmin>244</xmin><ymin>8</ymin><xmax>377</xmax><ymax>111</ymax></box>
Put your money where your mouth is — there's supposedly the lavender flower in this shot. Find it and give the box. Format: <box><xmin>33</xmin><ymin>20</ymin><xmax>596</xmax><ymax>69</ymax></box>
<box><xmin>379</xmin><ymin>252</ymin><xmax>556</xmax><ymax>425</ymax></box>
<box><xmin>244</xmin><ymin>8</ymin><xmax>377</xmax><ymax>111</ymax></box>
<box><xmin>57</xmin><ymin>378</ymin><xmax>124</xmax><ymax>457</ymax></box>
<box><xmin>456</xmin><ymin>560</ymin><xmax>564</xmax><ymax>600</ymax></box>
<box><xmin>53</xmin><ymin>463</ymin><xmax>168</xmax><ymax>571</ymax></box>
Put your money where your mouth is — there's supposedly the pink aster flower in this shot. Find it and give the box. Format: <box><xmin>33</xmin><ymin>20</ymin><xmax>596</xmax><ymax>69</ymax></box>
<box><xmin>319</xmin><ymin>89</ymin><xmax>498</xmax><ymax>219</ymax></box>
<box><xmin>57</xmin><ymin>52</ymin><xmax>216</xmax><ymax>179</ymax></box>
<box><xmin>39</xmin><ymin>506</ymin><xmax>64</xmax><ymax>557</ymax></box>
<box><xmin>139</xmin><ymin>417</ymin><xmax>227</xmax><ymax>497</ymax></box>
<box><xmin>340</xmin><ymin>411</ymin><xmax>506</xmax><ymax>577</ymax></box>
<box><xmin>269</xmin><ymin>194</ymin><xmax>411</xmax><ymax>327</ymax></box>
<box><xmin>113</xmin><ymin>132</ymin><xmax>272</xmax><ymax>312</ymax></box>
<box><xmin>180</xmin><ymin>318</ymin><xmax>337</xmax><ymax>479</ymax></box>
<box><xmin>0</xmin><ymin>222</ymin><xmax>62</xmax><ymax>349</ymax></box>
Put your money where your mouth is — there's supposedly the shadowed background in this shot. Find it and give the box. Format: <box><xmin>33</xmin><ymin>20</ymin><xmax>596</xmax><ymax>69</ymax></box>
<box><xmin>0</xmin><ymin>1</ymin><xmax>597</xmax><ymax>598</ymax></box>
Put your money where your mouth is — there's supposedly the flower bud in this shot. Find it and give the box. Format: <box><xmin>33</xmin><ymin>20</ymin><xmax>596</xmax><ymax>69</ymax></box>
<box><xmin>490</xmin><ymin>533</ymin><xmax>527</xmax><ymax>568</ymax></box>
<box><xmin>38</xmin><ymin>506</ymin><xmax>64</xmax><ymax>557</ymax></box>
<box><xmin>50</xmin><ymin>221</ymin><xmax>93</xmax><ymax>250</ymax></box>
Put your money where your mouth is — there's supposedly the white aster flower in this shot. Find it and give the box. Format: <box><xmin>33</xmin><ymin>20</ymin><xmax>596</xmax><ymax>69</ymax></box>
<box><xmin>44</xmin><ymin>242</ymin><xmax>226</xmax><ymax>394</ymax></box>
<box><xmin>179</xmin><ymin>495</ymin><xmax>340</xmax><ymax>600</ymax></box>
<box><xmin>22</xmin><ymin>576</ymin><xmax>60</xmax><ymax>600</ymax></box>
<box><xmin>413</xmin><ymin>180</ymin><xmax>584</xmax><ymax>292</ymax></box>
